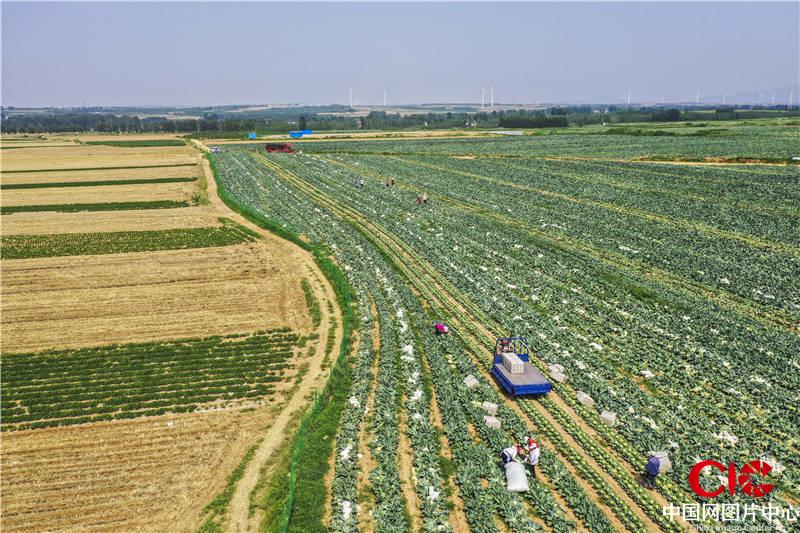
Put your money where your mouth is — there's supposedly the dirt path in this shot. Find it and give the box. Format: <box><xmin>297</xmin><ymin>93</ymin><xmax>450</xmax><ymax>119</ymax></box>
<box><xmin>397</xmin><ymin>412</ymin><xmax>423</xmax><ymax>531</ymax></box>
<box><xmin>356</xmin><ymin>305</ymin><xmax>381</xmax><ymax>531</ymax></box>
<box><xmin>191</xmin><ymin>141</ymin><xmax>345</xmax><ymax>533</ymax></box>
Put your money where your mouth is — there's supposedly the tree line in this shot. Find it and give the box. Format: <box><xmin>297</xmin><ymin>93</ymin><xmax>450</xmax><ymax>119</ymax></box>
<box><xmin>2</xmin><ymin>106</ymin><xmax>798</xmax><ymax>135</ymax></box>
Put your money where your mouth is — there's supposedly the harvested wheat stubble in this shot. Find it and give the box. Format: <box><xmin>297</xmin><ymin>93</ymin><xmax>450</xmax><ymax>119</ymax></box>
<box><xmin>1</xmin><ymin>242</ymin><xmax>311</xmax><ymax>351</ymax></box>
<box><xmin>0</xmin><ymin>164</ymin><xmax>198</xmax><ymax>185</ymax></box>
<box><xmin>0</xmin><ymin>408</ymin><xmax>268</xmax><ymax>533</ymax></box>
<box><xmin>75</xmin><ymin>133</ymin><xmax>186</xmax><ymax>142</ymax></box>
<box><xmin>0</xmin><ymin>144</ymin><xmax>197</xmax><ymax>171</ymax></box>
<box><xmin>0</xmin><ymin>181</ymin><xmax>193</xmax><ymax>206</ymax></box>
<box><xmin>1</xmin><ymin>207</ymin><xmax>218</xmax><ymax>234</ymax></box>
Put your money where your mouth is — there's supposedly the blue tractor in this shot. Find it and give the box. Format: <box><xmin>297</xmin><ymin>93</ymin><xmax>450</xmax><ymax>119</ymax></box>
<box><xmin>491</xmin><ymin>337</ymin><xmax>552</xmax><ymax>396</ymax></box>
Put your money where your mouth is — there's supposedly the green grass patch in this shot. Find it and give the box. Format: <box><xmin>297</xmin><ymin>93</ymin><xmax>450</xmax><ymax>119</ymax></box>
<box><xmin>84</xmin><ymin>139</ymin><xmax>187</xmax><ymax>147</ymax></box>
<box><xmin>2</xmin><ymin>163</ymin><xmax>195</xmax><ymax>174</ymax></box>
<box><xmin>1</xmin><ymin>200</ymin><xmax>192</xmax><ymax>214</ymax></box>
<box><xmin>301</xmin><ymin>279</ymin><xmax>322</xmax><ymax>328</ymax></box>
<box><xmin>1</xmin><ymin>329</ymin><xmax>299</xmax><ymax>431</ymax></box>
<box><xmin>1</xmin><ymin>219</ymin><xmax>255</xmax><ymax>259</ymax></box>
<box><xmin>0</xmin><ymin>177</ymin><xmax>196</xmax><ymax>190</ymax></box>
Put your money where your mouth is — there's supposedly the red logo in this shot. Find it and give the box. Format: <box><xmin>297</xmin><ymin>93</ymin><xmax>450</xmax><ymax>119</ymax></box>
<box><xmin>688</xmin><ymin>460</ymin><xmax>774</xmax><ymax>498</ymax></box>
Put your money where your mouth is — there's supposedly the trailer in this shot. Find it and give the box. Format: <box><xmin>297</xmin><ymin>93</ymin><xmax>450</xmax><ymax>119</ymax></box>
<box><xmin>491</xmin><ymin>337</ymin><xmax>552</xmax><ymax>396</ymax></box>
<box><xmin>265</xmin><ymin>143</ymin><xmax>293</xmax><ymax>153</ymax></box>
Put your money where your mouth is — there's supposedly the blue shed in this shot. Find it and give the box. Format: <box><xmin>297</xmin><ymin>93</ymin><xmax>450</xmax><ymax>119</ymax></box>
<box><xmin>248</xmin><ymin>132</ymin><xmax>257</xmax><ymax>140</ymax></box>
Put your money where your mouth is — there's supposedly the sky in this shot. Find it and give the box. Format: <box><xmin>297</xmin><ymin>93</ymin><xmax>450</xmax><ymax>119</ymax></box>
<box><xmin>2</xmin><ymin>1</ymin><xmax>799</xmax><ymax>107</ymax></box>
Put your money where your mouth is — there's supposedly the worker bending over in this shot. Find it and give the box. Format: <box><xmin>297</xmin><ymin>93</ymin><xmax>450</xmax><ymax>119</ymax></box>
<box><xmin>500</xmin><ymin>444</ymin><xmax>526</xmax><ymax>466</ymax></box>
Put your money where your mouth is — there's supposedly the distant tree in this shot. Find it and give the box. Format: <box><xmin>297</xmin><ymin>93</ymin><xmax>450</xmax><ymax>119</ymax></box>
<box><xmin>498</xmin><ymin>115</ymin><xmax>568</xmax><ymax>128</ymax></box>
<box><xmin>649</xmin><ymin>108</ymin><xmax>681</xmax><ymax>122</ymax></box>
<box><xmin>298</xmin><ymin>115</ymin><xmax>308</xmax><ymax>130</ymax></box>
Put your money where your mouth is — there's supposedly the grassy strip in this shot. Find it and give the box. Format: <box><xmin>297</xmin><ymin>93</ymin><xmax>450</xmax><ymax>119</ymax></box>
<box><xmin>301</xmin><ymin>279</ymin><xmax>322</xmax><ymax>328</ymax></box>
<box><xmin>2</xmin><ymin>163</ymin><xmax>196</xmax><ymax>174</ymax></box>
<box><xmin>207</xmin><ymin>153</ymin><xmax>355</xmax><ymax>533</ymax></box>
<box><xmin>198</xmin><ymin>442</ymin><xmax>261</xmax><ymax>533</ymax></box>
<box><xmin>84</xmin><ymin>139</ymin><xmax>187</xmax><ymax>147</ymax></box>
<box><xmin>1</xmin><ymin>219</ymin><xmax>254</xmax><ymax>259</ymax></box>
<box><xmin>1</xmin><ymin>177</ymin><xmax>196</xmax><ymax>190</ymax></box>
<box><xmin>1</xmin><ymin>200</ymin><xmax>192</xmax><ymax>214</ymax></box>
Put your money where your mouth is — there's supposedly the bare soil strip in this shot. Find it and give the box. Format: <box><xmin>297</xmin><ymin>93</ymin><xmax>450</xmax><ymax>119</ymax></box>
<box><xmin>1</xmin><ymin>144</ymin><xmax>197</xmax><ymax>172</ymax></box>
<box><xmin>0</xmin><ymin>164</ymin><xmax>197</xmax><ymax>185</ymax></box>
<box><xmin>398</xmin><ymin>411</ymin><xmax>424</xmax><ymax>531</ymax></box>
<box><xmin>1</xmin><ymin>181</ymin><xmax>194</xmax><ymax>206</ymax></box>
<box><xmin>1</xmin><ymin>206</ymin><xmax>218</xmax><ymax>234</ymax></box>
<box><xmin>356</xmin><ymin>305</ymin><xmax>381</xmax><ymax>531</ymax></box>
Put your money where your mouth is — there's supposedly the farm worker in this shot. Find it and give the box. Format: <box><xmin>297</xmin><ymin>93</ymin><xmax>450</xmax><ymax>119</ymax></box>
<box><xmin>359</xmin><ymin>179</ymin><xmax>365</xmax><ymax>188</ymax></box>
<box><xmin>423</xmin><ymin>193</ymin><xmax>429</xmax><ymax>204</ymax></box>
<box><xmin>418</xmin><ymin>194</ymin><xmax>422</xmax><ymax>205</ymax></box>
<box><xmin>644</xmin><ymin>453</ymin><xmax>660</xmax><ymax>489</ymax></box>
<box><xmin>391</xmin><ymin>178</ymin><xmax>395</xmax><ymax>186</ymax></box>
<box><xmin>500</xmin><ymin>444</ymin><xmax>526</xmax><ymax>466</ymax></box>
<box><xmin>524</xmin><ymin>437</ymin><xmax>541</xmax><ymax>477</ymax></box>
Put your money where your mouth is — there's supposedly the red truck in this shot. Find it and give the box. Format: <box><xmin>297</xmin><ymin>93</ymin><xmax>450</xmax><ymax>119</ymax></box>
<box><xmin>265</xmin><ymin>143</ymin><xmax>293</xmax><ymax>153</ymax></box>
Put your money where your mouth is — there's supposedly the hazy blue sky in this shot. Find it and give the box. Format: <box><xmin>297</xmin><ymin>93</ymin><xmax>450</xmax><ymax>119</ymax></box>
<box><xmin>2</xmin><ymin>1</ymin><xmax>798</xmax><ymax>107</ymax></box>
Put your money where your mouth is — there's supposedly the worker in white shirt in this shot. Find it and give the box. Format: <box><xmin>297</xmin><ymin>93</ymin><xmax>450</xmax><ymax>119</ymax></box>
<box><xmin>500</xmin><ymin>444</ymin><xmax>526</xmax><ymax>466</ymax></box>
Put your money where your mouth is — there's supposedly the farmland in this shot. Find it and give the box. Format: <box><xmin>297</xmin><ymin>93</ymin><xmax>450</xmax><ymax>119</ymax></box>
<box><xmin>1</xmin><ymin>124</ymin><xmax>797</xmax><ymax>533</ymax></box>
<box><xmin>1</xmin><ymin>134</ymin><xmax>340</xmax><ymax>532</ymax></box>
<box><xmin>205</xmin><ymin>122</ymin><xmax>799</xmax><ymax>532</ymax></box>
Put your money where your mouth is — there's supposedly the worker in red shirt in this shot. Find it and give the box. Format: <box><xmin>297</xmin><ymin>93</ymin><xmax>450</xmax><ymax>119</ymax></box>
<box><xmin>417</xmin><ymin>194</ymin><xmax>422</xmax><ymax>205</ymax></box>
<box><xmin>523</xmin><ymin>437</ymin><xmax>541</xmax><ymax>478</ymax></box>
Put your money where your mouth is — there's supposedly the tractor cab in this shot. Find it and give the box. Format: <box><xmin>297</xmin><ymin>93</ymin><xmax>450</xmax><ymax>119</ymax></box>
<box><xmin>491</xmin><ymin>336</ymin><xmax>552</xmax><ymax>396</ymax></box>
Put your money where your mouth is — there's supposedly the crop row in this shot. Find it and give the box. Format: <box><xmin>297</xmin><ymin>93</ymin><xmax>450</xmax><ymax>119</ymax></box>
<box><xmin>1</xmin><ymin>330</ymin><xmax>299</xmax><ymax>430</ymax></box>
<box><xmin>1</xmin><ymin>218</ymin><xmax>257</xmax><ymax>259</ymax></box>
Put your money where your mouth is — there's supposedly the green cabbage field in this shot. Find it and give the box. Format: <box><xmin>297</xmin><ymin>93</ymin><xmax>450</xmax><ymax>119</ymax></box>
<box><xmin>210</xmin><ymin>128</ymin><xmax>799</xmax><ymax>533</ymax></box>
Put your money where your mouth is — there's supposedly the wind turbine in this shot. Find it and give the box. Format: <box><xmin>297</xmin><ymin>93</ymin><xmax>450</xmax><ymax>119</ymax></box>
<box><xmin>481</xmin><ymin>89</ymin><xmax>486</xmax><ymax>109</ymax></box>
<box><xmin>789</xmin><ymin>90</ymin><xmax>794</xmax><ymax>107</ymax></box>
<box><xmin>383</xmin><ymin>90</ymin><xmax>387</xmax><ymax>108</ymax></box>
<box><xmin>349</xmin><ymin>89</ymin><xmax>353</xmax><ymax>108</ymax></box>
<box><xmin>491</xmin><ymin>86</ymin><xmax>494</xmax><ymax>107</ymax></box>
<box><xmin>696</xmin><ymin>91</ymin><xmax>700</xmax><ymax>105</ymax></box>
<box><xmin>722</xmin><ymin>93</ymin><xmax>726</xmax><ymax>105</ymax></box>
<box><xmin>627</xmin><ymin>89</ymin><xmax>631</xmax><ymax>106</ymax></box>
